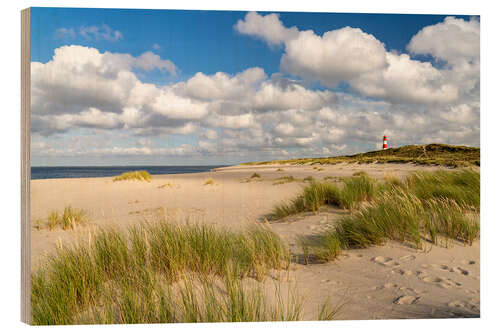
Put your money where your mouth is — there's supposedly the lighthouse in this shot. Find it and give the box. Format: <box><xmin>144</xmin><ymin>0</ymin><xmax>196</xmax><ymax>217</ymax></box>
<box><xmin>383</xmin><ymin>135</ymin><xmax>388</xmax><ymax>150</ymax></box>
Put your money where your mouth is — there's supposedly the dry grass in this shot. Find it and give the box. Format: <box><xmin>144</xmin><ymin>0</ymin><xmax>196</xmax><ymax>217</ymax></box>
<box><xmin>42</xmin><ymin>206</ymin><xmax>87</xmax><ymax>231</ymax></box>
<box><xmin>113</xmin><ymin>170</ymin><xmax>152</xmax><ymax>182</ymax></box>
<box><xmin>204</xmin><ymin>178</ymin><xmax>215</xmax><ymax>185</ymax></box>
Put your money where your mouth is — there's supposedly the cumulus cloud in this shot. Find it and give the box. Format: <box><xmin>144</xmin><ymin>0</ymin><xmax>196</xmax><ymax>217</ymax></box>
<box><xmin>407</xmin><ymin>17</ymin><xmax>480</xmax><ymax>65</ymax></box>
<box><xmin>350</xmin><ymin>52</ymin><xmax>459</xmax><ymax>104</ymax></box>
<box><xmin>236</xmin><ymin>12</ymin><xmax>479</xmax><ymax>106</ymax></box>
<box><xmin>32</xmin><ymin>13</ymin><xmax>480</xmax><ymax>163</ymax></box>
<box><xmin>281</xmin><ymin>27</ymin><xmax>388</xmax><ymax>86</ymax></box>
<box><xmin>234</xmin><ymin>12</ymin><xmax>299</xmax><ymax>46</ymax></box>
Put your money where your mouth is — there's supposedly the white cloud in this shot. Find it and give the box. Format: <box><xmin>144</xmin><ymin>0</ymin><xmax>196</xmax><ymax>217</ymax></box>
<box><xmin>253</xmin><ymin>81</ymin><xmax>336</xmax><ymax>111</ymax></box>
<box><xmin>407</xmin><ymin>16</ymin><xmax>480</xmax><ymax>66</ymax></box>
<box><xmin>350</xmin><ymin>52</ymin><xmax>459</xmax><ymax>104</ymax></box>
<box><xmin>236</xmin><ymin>13</ymin><xmax>479</xmax><ymax>106</ymax></box>
<box><xmin>153</xmin><ymin>43</ymin><xmax>161</xmax><ymax>50</ymax></box>
<box><xmin>234</xmin><ymin>12</ymin><xmax>299</xmax><ymax>46</ymax></box>
<box><xmin>56</xmin><ymin>27</ymin><xmax>76</xmax><ymax>39</ymax></box>
<box><xmin>281</xmin><ymin>27</ymin><xmax>388</xmax><ymax>86</ymax></box>
<box><xmin>202</xmin><ymin>129</ymin><xmax>218</xmax><ymax>140</ymax></box>
<box><xmin>79</xmin><ymin>24</ymin><xmax>123</xmax><ymax>42</ymax></box>
<box><xmin>32</xmin><ymin>15</ymin><xmax>480</xmax><ymax>163</ymax></box>
<box><xmin>134</xmin><ymin>51</ymin><xmax>177</xmax><ymax>75</ymax></box>
<box><xmin>178</xmin><ymin>67</ymin><xmax>266</xmax><ymax>101</ymax></box>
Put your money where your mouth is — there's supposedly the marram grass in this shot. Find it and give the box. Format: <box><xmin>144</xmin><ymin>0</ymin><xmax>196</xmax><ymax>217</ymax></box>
<box><xmin>41</xmin><ymin>206</ymin><xmax>87</xmax><ymax>231</ymax></box>
<box><xmin>113</xmin><ymin>170</ymin><xmax>152</xmax><ymax>182</ymax></box>
<box><xmin>297</xmin><ymin>169</ymin><xmax>480</xmax><ymax>263</ymax></box>
<box><xmin>31</xmin><ymin>221</ymin><xmax>297</xmax><ymax>325</ymax></box>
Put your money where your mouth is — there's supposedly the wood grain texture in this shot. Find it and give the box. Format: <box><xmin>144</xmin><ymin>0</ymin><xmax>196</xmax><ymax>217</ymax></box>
<box><xmin>21</xmin><ymin>7</ymin><xmax>31</xmax><ymax>325</ymax></box>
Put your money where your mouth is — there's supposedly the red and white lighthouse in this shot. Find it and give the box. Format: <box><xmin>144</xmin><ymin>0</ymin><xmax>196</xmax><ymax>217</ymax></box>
<box><xmin>383</xmin><ymin>135</ymin><xmax>388</xmax><ymax>150</ymax></box>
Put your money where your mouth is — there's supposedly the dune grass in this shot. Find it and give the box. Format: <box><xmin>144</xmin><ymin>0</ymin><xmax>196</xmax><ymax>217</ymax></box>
<box><xmin>31</xmin><ymin>221</ymin><xmax>295</xmax><ymax>325</ymax></box>
<box><xmin>242</xmin><ymin>144</ymin><xmax>480</xmax><ymax>168</ymax></box>
<box><xmin>113</xmin><ymin>170</ymin><xmax>152</xmax><ymax>182</ymax></box>
<box><xmin>204</xmin><ymin>178</ymin><xmax>215</xmax><ymax>185</ymax></box>
<box><xmin>296</xmin><ymin>169</ymin><xmax>480</xmax><ymax>262</ymax></box>
<box><xmin>42</xmin><ymin>206</ymin><xmax>87</xmax><ymax>231</ymax></box>
<box><xmin>250</xmin><ymin>172</ymin><xmax>261</xmax><ymax>179</ymax></box>
<box><xmin>273</xmin><ymin>175</ymin><xmax>297</xmax><ymax>185</ymax></box>
<box><xmin>272</xmin><ymin>174</ymin><xmax>377</xmax><ymax>218</ymax></box>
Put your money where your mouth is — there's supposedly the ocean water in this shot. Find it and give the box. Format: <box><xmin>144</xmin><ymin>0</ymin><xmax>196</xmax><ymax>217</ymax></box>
<box><xmin>31</xmin><ymin>165</ymin><xmax>228</xmax><ymax>180</ymax></box>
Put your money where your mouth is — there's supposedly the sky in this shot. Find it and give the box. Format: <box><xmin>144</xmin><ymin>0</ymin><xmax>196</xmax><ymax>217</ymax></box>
<box><xmin>29</xmin><ymin>7</ymin><xmax>480</xmax><ymax>166</ymax></box>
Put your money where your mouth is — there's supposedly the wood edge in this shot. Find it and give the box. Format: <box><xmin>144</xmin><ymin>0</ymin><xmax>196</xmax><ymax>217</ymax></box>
<box><xmin>21</xmin><ymin>7</ymin><xmax>31</xmax><ymax>325</ymax></box>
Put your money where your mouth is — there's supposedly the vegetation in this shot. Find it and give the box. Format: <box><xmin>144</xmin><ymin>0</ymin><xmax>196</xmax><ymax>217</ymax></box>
<box><xmin>113</xmin><ymin>170</ymin><xmax>152</xmax><ymax>182</ymax></box>
<box><xmin>272</xmin><ymin>174</ymin><xmax>378</xmax><ymax>218</ymax></box>
<box><xmin>242</xmin><ymin>144</ymin><xmax>480</xmax><ymax>168</ymax></box>
<box><xmin>204</xmin><ymin>178</ymin><xmax>215</xmax><ymax>185</ymax></box>
<box><xmin>31</xmin><ymin>222</ymin><xmax>296</xmax><ymax>325</ymax></box>
<box><xmin>292</xmin><ymin>169</ymin><xmax>480</xmax><ymax>262</ymax></box>
<box><xmin>250</xmin><ymin>172</ymin><xmax>261</xmax><ymax>179</ymax></box>
<box><xmin>273</xmin><ymin>175</ymin><xmax>297</xmax><ymax>185</ymax></box>
<box><xmin>40</xmin><ymin>206</ymin><xmax>87</xmax><ymax>231</ymax></box>
<box><xmin>303</xmin><ymin>176</ymin><xmax>316</xmax><ymax>182</ymax></box>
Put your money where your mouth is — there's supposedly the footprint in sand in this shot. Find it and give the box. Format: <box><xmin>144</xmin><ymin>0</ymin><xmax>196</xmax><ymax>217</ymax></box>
<box><xmin>431</xmin><ymin>264</ymin><xmax>470</xmax><ymax>276</ymax></box>
<box><xmin>421</xmin><ymin>276</ymin><xmax>461</xmax><ymax>289</ymax></box>
<box><xmin>399</xmin><ymin>286</ymin><xmax>422</xmax><ymax>294</ymax></box>
<box><xmin>393</xmin><ymin>269</ymin><xmax>412</xmax><ymax>276</ymax></box>
<box><xmin>373</xmin><ymin>282</ymin><xmax>397</xmax><ymax>291</ymax></box>
<box><xmin>372</xmin><ymin>256</ymin><xmax>400</xmax><ymax>267</ymax></box>
<box><xmin>393</xmin><ymin>295</ymin><xmax>420</xmax><ymax>305</ymax></box>
<box><xmin>447</xmin><ymin>300</ymin><xmax>479</xmax><ymax>312</ymax></box>
<box><xmin>399</xmin><ymin>254</ymin><xmax>416</xmax><ymax>262</ymax></box>
<box><xmin>416</xmin><ymin>270</ymin><xmax>428</xmax><ymax>277</ymax></box>
<box><xmin>454</xmin><ymin>267</ymin><xmax>470</xmax><ymax>276</ymax></box>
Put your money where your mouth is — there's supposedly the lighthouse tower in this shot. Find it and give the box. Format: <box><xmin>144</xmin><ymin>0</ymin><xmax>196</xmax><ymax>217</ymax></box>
<box><xmin>383</xmin><ymin>135</ymin><xmax>388</xmax><ymax>150</ymax></box>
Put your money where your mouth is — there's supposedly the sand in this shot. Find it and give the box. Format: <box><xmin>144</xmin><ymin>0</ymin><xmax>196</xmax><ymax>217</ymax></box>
<box><xmin>29</xmin><ymin>162</ymin><xmax>480</xmax><ymax>320</ymax></box>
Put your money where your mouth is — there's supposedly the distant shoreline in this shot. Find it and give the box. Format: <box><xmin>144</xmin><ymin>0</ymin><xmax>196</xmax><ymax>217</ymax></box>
<box><xmin>30</xmin><ymin>165</ymin><xmax>229</xmax><ymax>180</ymax></box>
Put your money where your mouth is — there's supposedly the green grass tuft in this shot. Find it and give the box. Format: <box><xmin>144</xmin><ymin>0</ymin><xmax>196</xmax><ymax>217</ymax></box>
<box><xmin>30</xmin><ymin>221</ymin><xmax>296</xmax><ymax>324</ymax></box>
<box><xmin>296</xmin><ymin>170</ymin><xmax>480</xmax><ymax>261</ymax></box>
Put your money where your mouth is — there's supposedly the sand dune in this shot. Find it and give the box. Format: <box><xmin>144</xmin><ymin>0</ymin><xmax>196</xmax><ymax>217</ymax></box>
<box><xmin>30</xmin><ymin>162</ymin><xmax>479</xmax><ymax>320</ymax></box>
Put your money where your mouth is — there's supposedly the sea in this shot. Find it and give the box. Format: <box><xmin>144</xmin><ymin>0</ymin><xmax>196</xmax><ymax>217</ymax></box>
<box><xmin>31</xmin><ymin>165</ymin><xmax>228</xmax><ymax>180</ymax></box>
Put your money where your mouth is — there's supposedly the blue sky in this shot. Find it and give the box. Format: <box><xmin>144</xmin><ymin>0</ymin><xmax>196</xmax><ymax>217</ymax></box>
<box><xmin>29</xmin><ymin>8</ymin><xmax>480</xmax><ymax>166</ymax></box>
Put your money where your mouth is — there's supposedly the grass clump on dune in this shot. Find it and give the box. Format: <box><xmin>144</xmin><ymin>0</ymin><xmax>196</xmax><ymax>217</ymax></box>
<box><xmin>43</xmin><ymin>206</ymin><xmax>87</xmax><ymax>231</ymax></box>
<box><xmin>297</xmin><ymin>169</ymin><xmax>480</xmax><ymax>262</ymax></box>
<box><xmin>31</xmin><ymin>221</ymin><xmax>295</xmax><ymax>325</ymax></box>
<box><xmin>204</xmin><ymin>178</ymin><xmax>215</xmax><ymax>185</ymax></box>
<box><xmin>273</xmin><ymin>175</ymin><xmax>297</xmax><ymax>185</ymax></box>
<box><xmin>113</xmin><ymin>170</ymin><xmax>151</xmax><ymax>182</ymax></box>
<box><xmin>272</xmin><ymin>174</ymin><xmax>377</xmax><ymax>218</ymax></box>
<box><xmin>273</xmin><ymin>182</ymin><xmax>341</xmax><ymax>218</ymax></box>
<box><xmin>250</xmin><ymin>172</ymin><xmax>261</xmax><ymax>179</ymax></box>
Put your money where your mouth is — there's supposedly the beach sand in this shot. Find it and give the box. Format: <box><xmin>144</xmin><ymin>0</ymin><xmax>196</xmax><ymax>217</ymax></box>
<box><xmin>30</xmin><ymin>163</ymin><xmax>480</xmax><ymax>320</ymax></box>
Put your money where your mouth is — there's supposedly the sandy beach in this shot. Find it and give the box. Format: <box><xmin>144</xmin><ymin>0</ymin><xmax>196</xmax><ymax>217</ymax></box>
<box><xmin>30</xmin><ymin>163</ymin><xmax>480</xmax><ymax>320</ymax></box>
